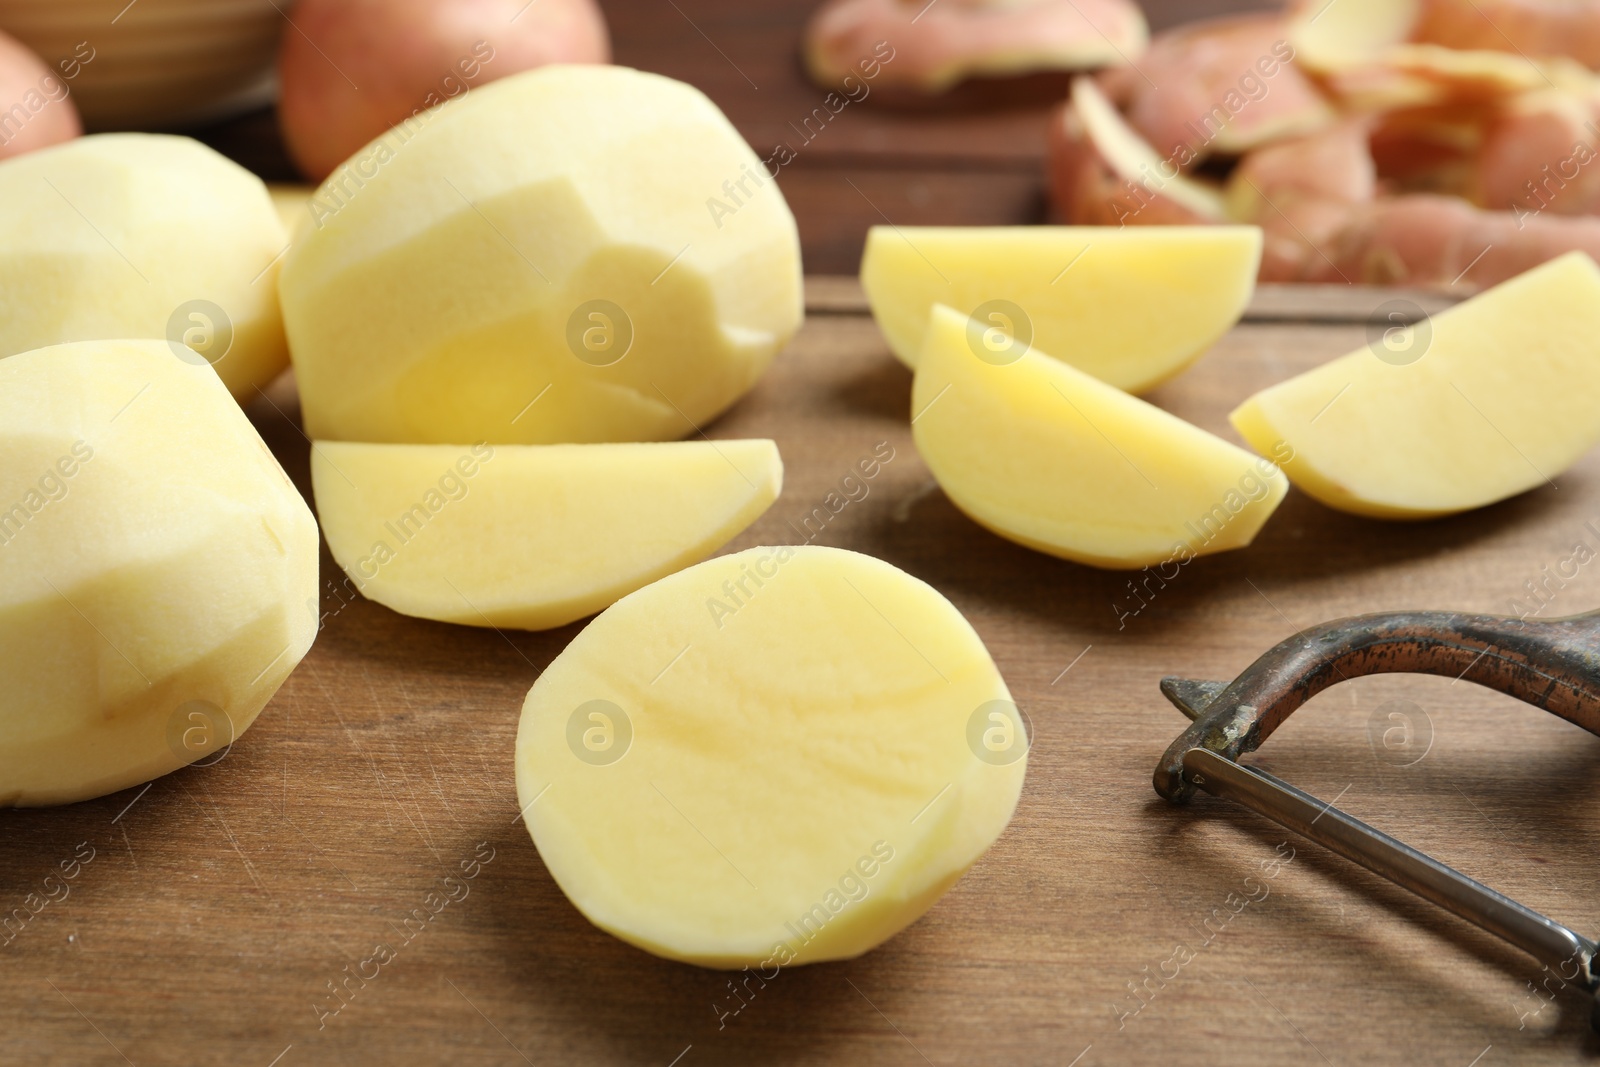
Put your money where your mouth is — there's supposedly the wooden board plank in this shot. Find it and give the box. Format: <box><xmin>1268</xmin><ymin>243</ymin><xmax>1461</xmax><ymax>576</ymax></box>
<box><xmin>3</xmin><ymin>300</ymin><xmax>1597</xmax><ymax>1066</ymax></box>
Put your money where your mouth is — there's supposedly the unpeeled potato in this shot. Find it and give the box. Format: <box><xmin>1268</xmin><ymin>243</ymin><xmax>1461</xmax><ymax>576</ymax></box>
<box><xmin>278</xmin><ymin>0</ymin><xmax>611</xmax><ymax>180</ymax></box>
<box><xmin>0</xmin><ymin>29</ymin><xmax>80</xmax><ymax>162</ymax></box>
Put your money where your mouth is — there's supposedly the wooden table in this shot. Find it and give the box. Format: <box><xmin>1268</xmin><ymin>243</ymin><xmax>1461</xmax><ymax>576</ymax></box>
<box><xmin>9</xmin><ymin>2</ymin><xmax>1600</xmax><ymax>1064</ymax></box>
<box><xmin>4</xmin><ymin>278</ymin><xmax>1599</xmax><ymax>1066</ymax></box>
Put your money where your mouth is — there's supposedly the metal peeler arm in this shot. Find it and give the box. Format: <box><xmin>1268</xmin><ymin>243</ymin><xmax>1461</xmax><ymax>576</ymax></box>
<box><xmin>1154</xmin><ymin>608</ymin><xmax>1600</xmax><ymax>803</ymax></box>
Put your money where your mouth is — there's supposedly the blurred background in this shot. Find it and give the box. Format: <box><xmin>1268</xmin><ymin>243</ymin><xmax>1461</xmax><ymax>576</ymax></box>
<box><xmin>0</xmin><ymin>0</ymin><xmax>1273</xmax><ymax>273</ymax></box>
<box><xmin>7</xmin><ymin>0</ymin><xmax>1600</xmax><ymax>286</ymax></box>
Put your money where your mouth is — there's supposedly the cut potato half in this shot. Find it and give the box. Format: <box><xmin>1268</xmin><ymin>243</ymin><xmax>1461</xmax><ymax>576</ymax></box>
<box><xmin>860</xmin><ymin>225</ymin><xmax>1261</xmax><ymax>392</ymax></box>
<box><xmin>913</xmin><ymin>304</ymin><xmax>1288</xmax><ymax>568</ymax></box>
<box><xmin>516</xmin><ymin>545</ymin><xmax>1025</xmax><ymax>968</ymax></box>
<box><xmin>311</xmin><ymin>439</ymin><xmax>782</xmax><ymax>630</ymax></box>
<box><xmin>1231</xmin><ymin>251</ymin><xmax>1600</xmax><ymax>519</ymax></box>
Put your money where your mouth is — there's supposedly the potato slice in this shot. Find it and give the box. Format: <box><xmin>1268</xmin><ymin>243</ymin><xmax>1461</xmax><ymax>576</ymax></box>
<box><xmin>1231</xmin><ymin>251</ymin><xmax>1600</xmax><ymax>519</ymax></box>
<box><xmin>515</xmin><ymin>545</ymin><xmax>1024</xmax><ymax>968</ymax></box>
<box><xmin>280</xmin><ymin>65</ymin><xmax>802</xmax><ymax>445</ymax></box>
<box><xmin>913</xmin><ymin>304</ymin><xmax>1287</xmax><ymax>568</ymax></box>
<box><xmin>0</xmin><ymin>339</ymin><xmax>318</xmax><ymax>806</ymax></box>
<box><xmin>0</xmin><ymin>134</ymin><xmax>291</xmax><ymax>402</ymax></box>
<box><xmin>311</xmin><ymin>440</ymin><xmax>781</xmax><ymax>631</ymax></box>
<box><xmin>861</xmin><ymin>224</ymin><xmax>1261</xmax><ymax>392</ymax></box>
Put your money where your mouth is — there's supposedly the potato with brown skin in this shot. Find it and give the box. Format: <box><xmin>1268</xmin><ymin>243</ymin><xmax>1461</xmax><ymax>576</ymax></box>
<box><xmin>1224</xmin><ymin>121</ymin><xmax>1600</xmax><ymax>288</ymax></box>
<box><xmin>803</xmin><ymin>0</ymin><xmax>1147</xmax><ymax>94</ymax></box>
<box><xmin>1226</xmin><ymin>120</ymin><xmax>1377</xmax><ymax>282</ymax></box>
<box><xmin>1047</xmin><ymin>77</ymin><xmax>1228</xmax><ymax>227</ymax></box>
<box><xmin>0</xmin><ymin>30</ymin><xmax>80</xmax><ymax>162</ymax></box>
<box><xmin>1293</xmin><ymin>195</ymin><xmax>1600</xmax><ymax>288</ymax></box>
<box><xmin>1412</xmin><ymin>0</ymin><xmax>1600</xmax><ymax>69</ymax></box>
<box><xmin>1112</xmin><ymin>14</ymin><xmax>1334</xmax><ymax>166</ymax></box>
<box><xmin>278</xmin><ymin>0</ymin><xmax>611</xmax><ymax>181</ymax></box>
<box><xmin>1476</xmin><ymin>88</ymin><xmax>1600</xmax><ymax>217</ymax></box>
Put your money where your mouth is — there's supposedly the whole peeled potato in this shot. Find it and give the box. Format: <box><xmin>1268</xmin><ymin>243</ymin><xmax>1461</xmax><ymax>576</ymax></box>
<box><xmin>0</xmin><ymin>338</ymin><xmax>318</xmax><ymax>806</ymax></box>
<box><xmin>278</xmin><ymin>0</ymin><xmax>611</xmax><ymax>180</ymax></box>
<box><xmin>0</xmin><ymin>134</ymin><xmax>292</xmax><ymax>403</ymax></box>
<box><xmin>0</xmin><ymin>29</ymin><xmax>81</xmax><ymax>162</ymax></box>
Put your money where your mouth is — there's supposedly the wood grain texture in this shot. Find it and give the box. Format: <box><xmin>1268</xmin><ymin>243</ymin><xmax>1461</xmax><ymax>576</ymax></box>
<box><xmin>3</xmin><ymin>298</ymin><xmax>1599</xmax><ymax>1066</ymax></box>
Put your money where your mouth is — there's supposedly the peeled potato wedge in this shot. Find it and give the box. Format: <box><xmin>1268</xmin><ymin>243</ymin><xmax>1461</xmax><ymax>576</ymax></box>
<box><xmin>861</xmin><ymin>224</ymin><xmax>1261</xmax><ymax>392</ymax></box>
<box><xmin>311</xmin><ymin>439</ymin><xmax>782</xmax><ymax>630</ymax></box>
<box><xmin>1231</xmin><ymin>251</ymin><xmax>1600</xmax><ymax>519</ymax></box>
<box><xmin>516</xmin><ymin>544</ymin><xmax>1025</xmax><ymax>968</ymax></box>
<box><xmin>913</xmin><ymin>304</ymin><xmax>1288</xmax><ymax>568</ymax></box>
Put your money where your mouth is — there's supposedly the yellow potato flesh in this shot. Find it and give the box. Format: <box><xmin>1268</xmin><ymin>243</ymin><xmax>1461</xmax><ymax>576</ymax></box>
<box><xmin>515</xmin><ymin>545</ymin><xmax>1024</xmax><ymax>968</ymax></box>
<box><xmin>1231</xmin><ymin>252</ymin><xmax>1600</xmax><ymax>519</ymax></box>
<box><xmin>913</xmin><ymin>304</ymin><xmax>1288</xmax><ymax>569</ymax></box>
<box><xmin>0</xmin><ymin>134</ymin><xmax>291</xmax><ymax>402</ymax></box>
<box><xmin>267</xmin><ymin>183</ymin><xmax>313</xmax><ymax>242</ymax></box>
<box><xmin>312</xmin><ymin>440</ymin><xmax>782</xmax><ymax>631</ymax></box>
<box><xmin>279</xmin><ymin>65</ymin><xmax>803</xmax><ymax>445</ymax></box>
<box><xmin>861</xmin><ymin>225</ymin><xmax>1261</xmax><ymax>392</ymax></box>
<box><xmin>1289</xmin><ymin>0</ymin><xmax>1419</xmax><ymax>72</ymax></box>
<box><xmin>0</xmin><ymin>340</ymin><xmax>318</xmax><ymax>806</ymax></box>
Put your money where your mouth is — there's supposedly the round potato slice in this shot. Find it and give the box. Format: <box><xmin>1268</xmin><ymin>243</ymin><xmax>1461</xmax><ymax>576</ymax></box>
<box><xmin>515</xmin><ymin>545</ymin><xmax>1026</xmax><ymax>968</ymax></box>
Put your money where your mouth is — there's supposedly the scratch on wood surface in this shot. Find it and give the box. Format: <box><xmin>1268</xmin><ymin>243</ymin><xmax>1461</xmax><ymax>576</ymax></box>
<box><xmin>185</xmin><ymin>781</ymin><xmax>270</xmax><ymax>900</ymax></box>
<box><xmin>423</xmin><ymin>746</ymin><xmax>467</xmax><ymax>832</ymax></box>
<box><xmin>117</xmin><ymin>825</ymin><xmax>138</xmax><ymax>872</ymax></box>
<box><xmin>393</xmin><ymin>761</ymin><xmax>443</xmax><ymax>860</ymax></box>
<box><xmin>356</xmin><ymin>662</ymin><xmax>444</xmax><ymax>860</ymax></box>
<box><xmin>283</xmin><ymin>814</ymin><xmax>361</xmax><ymax>893</ymax></box>
<box><xmin>320</xmin><ymin>677</ymin><xmax>399</xmax><ymax>836</ymax></box>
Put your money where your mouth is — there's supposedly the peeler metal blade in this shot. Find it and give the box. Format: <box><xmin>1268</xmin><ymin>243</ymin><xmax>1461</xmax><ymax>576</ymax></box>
<box><xmin>1182</xmin><ymin>748</ymin><xmax>1597</xmax><ymax>995</ymax></box>
<box><xmin>1156</xmin><ymin>606</ymin><xmax>1600</xmax><ymax>1033</ymax></box>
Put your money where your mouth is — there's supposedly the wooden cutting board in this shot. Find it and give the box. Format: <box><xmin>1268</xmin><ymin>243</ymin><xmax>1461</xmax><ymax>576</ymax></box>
<box><xmin>2</xmin><ymin>279</ymin><xmax>1597</xmax><ymax>1067</ymax></box>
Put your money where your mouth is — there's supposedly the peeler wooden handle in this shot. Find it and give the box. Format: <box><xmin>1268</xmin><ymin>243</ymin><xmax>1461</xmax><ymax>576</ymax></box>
<box><xmin>1154</xmin><ymin>607</ymin><xmax>1600</xmax><ymax>804</ymax></box>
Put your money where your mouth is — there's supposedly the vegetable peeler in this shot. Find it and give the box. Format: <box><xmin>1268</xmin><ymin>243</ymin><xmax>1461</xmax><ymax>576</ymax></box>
<box><xmin>1153</xmin><ymin>608</ymin><xmax>1600</xmax><ymax>1032</ymax></box>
